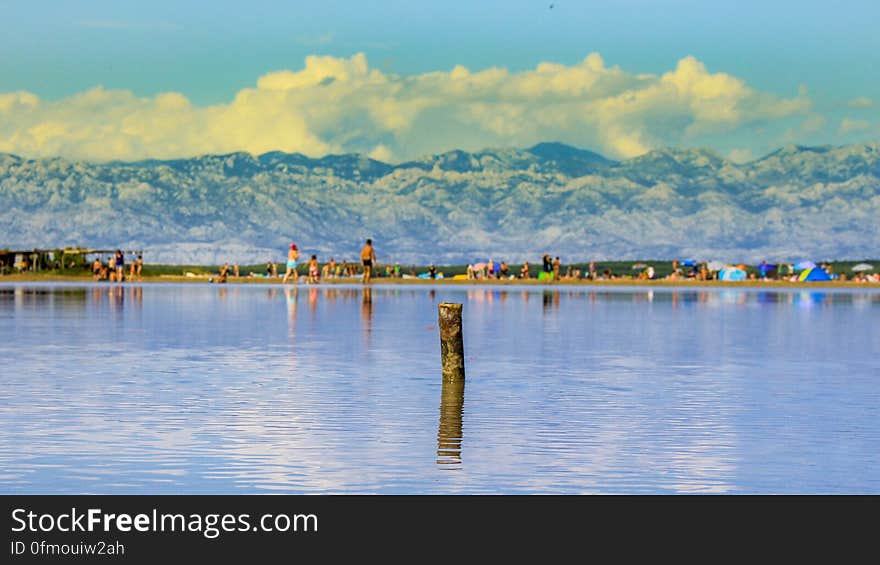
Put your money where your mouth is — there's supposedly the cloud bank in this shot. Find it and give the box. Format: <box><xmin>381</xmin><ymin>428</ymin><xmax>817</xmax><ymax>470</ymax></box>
<box><xmin>0</xmin><ymin>53</ymin><xmax>817</xmax><ymax>162</ymax></box>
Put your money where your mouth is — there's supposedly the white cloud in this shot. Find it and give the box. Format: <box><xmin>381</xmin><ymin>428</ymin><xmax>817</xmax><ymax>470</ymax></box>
<box><xmin>838</xmin><ymin>118</ymin><xmax>871</xmax><ymax>135</ymax></box>
<box><xmin>727</xmin><ymin>148</ymin><xmax>755</xmax><ymax>163</ymax></box>
<box><xmin>848</xmin><ymin>97</ymin><xmax>874</xmax><ymax>108</ymax></box>
<box><xmin>0</xmin><ymin>53</ymin><xmax>811</xmax><ymax>162</ymax></box>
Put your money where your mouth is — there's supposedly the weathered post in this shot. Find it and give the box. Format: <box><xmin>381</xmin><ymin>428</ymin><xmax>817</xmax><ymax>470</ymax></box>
<box><xmin>438</xmin><ymin>302</ymin><xmax>465</xmax><ymax>382</ymax></box>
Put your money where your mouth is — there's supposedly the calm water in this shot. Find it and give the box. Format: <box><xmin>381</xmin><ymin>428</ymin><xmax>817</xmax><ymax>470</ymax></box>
<box><xmin>1</xmin><ymin>282</ymin><xmax>878</xmax><ymax>494</ymax></box>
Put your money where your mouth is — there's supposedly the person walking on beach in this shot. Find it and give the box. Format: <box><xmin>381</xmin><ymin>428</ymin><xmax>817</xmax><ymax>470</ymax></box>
<box><xmin>360</xmin><ymin>239</ymin><xmax>376</xmax><ymax>284</ymax></box>
<box><xmin>135</xmin><ymin>255</ymin><xmax>144</xmax><ymax>282</ymax></box>
<box><xmin>282</xmin><ymin>243</ymin><xmax>300</xmax><ymax>283</ymax></box>
<box><xmin>308</xmin><ymin>255</ymin><xmax>319</xmax><ymax>284</ymax></box>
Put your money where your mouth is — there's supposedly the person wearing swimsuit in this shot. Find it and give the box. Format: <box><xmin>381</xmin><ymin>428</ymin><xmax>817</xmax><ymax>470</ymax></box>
<box><xmin>282</xmin><ymin>243</ymin><xmax>300</xmax><ymax>283</ymax></box>
<box><xmin>308</xmin><ymin>255</ymin><xmax>319</xmax><ymax>284</ymax></box>
<box><xmin>360</xmin><ymin>238</ymin><xmax>376</xmax><ymax>284</ymax></box>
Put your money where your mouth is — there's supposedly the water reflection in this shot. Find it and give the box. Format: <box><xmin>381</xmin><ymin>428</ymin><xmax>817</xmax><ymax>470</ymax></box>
<box><xmin>285</xmin><ymin>287</ymin><xmax>298</xmax><ymax>336</ymax></box>
<box><xmin>542</xmin><ymin>289</ymin><xmax>560</xmax><ymax>312</ymax></box>
<box><xmin>361</xmin><ymin>287</ymin><xmax>372</xmax><ymax>336</ymax></box>
<box><xmin>1</xmin><ymin>283</ymin><xmax>879</xmax><ymax>494</ymax></box>
<box><xmin>437</xmin><ymin>378</ymin><xmax>465</xmax><ymax>468</ymax></box>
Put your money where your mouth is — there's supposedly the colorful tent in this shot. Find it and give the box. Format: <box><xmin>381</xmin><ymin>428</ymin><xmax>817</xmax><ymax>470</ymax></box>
<box><xmin>798</xmin><ymin>267</ymin><xmax>831</xmax><ymax>282</ymax></box>
<box><xmin>757</xmin><ymin>262</ymin><xmax>777</xmax><ymax>276</ymax></box>
<box><xmin>719</xmin><ymin>267</ymin><xmax>747</xmax><ymax>281</ymax></box>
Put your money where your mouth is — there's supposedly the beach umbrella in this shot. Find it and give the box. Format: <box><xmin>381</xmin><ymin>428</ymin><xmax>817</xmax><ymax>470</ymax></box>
<box><xmin>852</xmin><ymin>263</ymin><xmax>874</xmax><ymax>272</ymax></box>
<box><xmin>795</xmin><ymin>260</ymin><xmax>816</xmax><ymax>271</ymax></box>
<box><xmin>631</xmin><ymin>263</ymin><xmax>648</xmax><ymax>269</ymax></box>
<box><xmin>707</xmin><ymin>261</ymin><xmax>725</xmax><ymax>271</ymax></box>
<box><xmin>472</xmin><ymin>262</ymin><xmax>487</xmax><ymax>271</ymax></box>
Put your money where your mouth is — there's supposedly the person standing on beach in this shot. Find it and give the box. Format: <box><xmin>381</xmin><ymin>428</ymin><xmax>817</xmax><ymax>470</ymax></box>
<box><xmin>114</xmin><ymin>250</ymin><xmax>125</xmax><ymax>282</ymax></box>
<box><xmin>92</xmin><ymin>257</ymin><xmax>102</xmax><ymax>280</ymax></box>
<box><xmin>552</xmin><ymin>256</ymin><xmax>561</xmax><ymax>282</ymax></box>
<box><xmin>360</xmin><ymin>239</ymin><xmax>376</xmax><ymax>284</ymax></box>
<box><xmin>282</xmin><ymin>243</ymin><xmax>300</xmax><ymax>283</ymax></box>
<box><xmin>135</xmin><ymin>255</ymin><xmax>144</xmax><ymax>282</ymax></box>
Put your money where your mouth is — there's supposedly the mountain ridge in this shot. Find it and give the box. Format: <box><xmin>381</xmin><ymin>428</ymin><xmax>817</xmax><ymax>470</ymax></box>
<box><xmin>1</xmin><ymin>142</ymin><xmax>878</xmax><ymax>264</ymax></box>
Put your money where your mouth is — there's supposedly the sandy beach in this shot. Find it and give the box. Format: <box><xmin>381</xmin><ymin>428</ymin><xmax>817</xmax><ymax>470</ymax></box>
<box><xmin>2</xmin><ymin>272</ymin><xmax>877</xmax><ymax>289</ymax></box>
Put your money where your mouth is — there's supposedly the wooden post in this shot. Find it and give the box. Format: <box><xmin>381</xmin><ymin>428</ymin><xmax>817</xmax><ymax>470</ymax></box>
<box><xmin>438</xmin><ymin>302</ymin><xmax>465</xmax><ymax>382</ymax></box>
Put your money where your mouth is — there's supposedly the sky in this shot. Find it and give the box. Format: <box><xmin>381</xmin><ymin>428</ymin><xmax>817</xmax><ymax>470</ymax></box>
<box><xmin>1</xmin><ymin>0</ymin><xmax>878</xmax><ymax>162</ymax></box>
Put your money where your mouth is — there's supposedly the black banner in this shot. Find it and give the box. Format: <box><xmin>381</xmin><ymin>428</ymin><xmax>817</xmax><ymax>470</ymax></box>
<box><xmin>2</xmin><ymin>495</ymin><xmax>875</xmax><ymax>562</ymax></box>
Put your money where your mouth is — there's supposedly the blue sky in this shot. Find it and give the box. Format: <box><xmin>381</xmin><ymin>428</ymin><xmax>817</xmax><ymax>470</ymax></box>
<box><xmin>1</xmin><ymin>0</ymin><xmax>877</xmax><ymax>161</ymax></box>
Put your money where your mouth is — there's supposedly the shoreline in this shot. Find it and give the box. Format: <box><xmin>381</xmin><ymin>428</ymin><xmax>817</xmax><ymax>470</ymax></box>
<box><xmin>1</xmin><ymin>273</ymin><xmax>878</xmax><ymax>290</ymax></box>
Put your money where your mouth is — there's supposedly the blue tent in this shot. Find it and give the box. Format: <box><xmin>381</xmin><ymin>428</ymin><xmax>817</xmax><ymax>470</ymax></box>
<box><xmin>798</xmin><ymin>267</ymin><xmax>831</xmax><ymax>282</ymax></box>
<box><xmin>757</xmin><ymin>262</ymin><xmax>777</xmax><ymax>276</ymax></box>
<box><xmin>719</xmin><ymin>267</ymin><xmax>747</xmax><ymax>281</ymax></box>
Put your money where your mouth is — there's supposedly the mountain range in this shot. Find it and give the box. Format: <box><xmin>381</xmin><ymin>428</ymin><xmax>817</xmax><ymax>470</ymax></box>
<box><xmin>1</xmin><ymin>142</ymin><xmax>878</xmax><ymax>264</ymax></box>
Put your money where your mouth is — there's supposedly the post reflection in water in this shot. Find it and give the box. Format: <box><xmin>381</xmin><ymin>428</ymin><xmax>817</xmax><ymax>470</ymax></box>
<box><xmin>436</xmin><ymin>376</ymin><xmax>465</xmax><ymax>468</ymax></box>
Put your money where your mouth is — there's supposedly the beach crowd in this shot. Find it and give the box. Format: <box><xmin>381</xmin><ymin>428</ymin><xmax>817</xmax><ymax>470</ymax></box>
<box><xmin>206</xmin><ymin>242</ymin><xmax>878</xmax><ymax>285</ymax></box>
